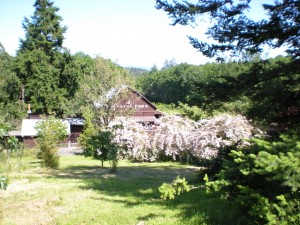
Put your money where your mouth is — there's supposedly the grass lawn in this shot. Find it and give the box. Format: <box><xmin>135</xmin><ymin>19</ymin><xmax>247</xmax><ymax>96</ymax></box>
<box><xmin>1</xmin><ymin>155</ymin><xmax>241</xmax><ymax>225</ymax></box>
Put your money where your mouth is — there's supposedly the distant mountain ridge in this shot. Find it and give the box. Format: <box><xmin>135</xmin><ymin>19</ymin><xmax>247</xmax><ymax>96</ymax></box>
<box><xmin>126</xmin><ymin>67</ymin><xmax>149</xmax><ymax>76</ymax></box>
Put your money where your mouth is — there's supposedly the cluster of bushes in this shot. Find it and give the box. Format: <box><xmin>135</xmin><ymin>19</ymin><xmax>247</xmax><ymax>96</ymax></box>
<box><xmin>80</xmin><ymin>113</ymin><xmax>257</xmax><ymax>164</ymax></box>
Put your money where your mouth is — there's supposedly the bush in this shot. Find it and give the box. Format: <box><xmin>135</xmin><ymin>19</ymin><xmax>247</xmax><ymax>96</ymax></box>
<box><xmin>205</xmin><ymin>133</ymin><xmax>300</xmax><ymax>224</ymax></box>
<box><xmin>190</xmin><ymin>114</ymin><xmax>256</xmax><ymax>160</ymax></box>
<box><xmin>39</xmin><ymin>147</ymin><xmax>60</xmax><ymax>168</ymax></box>
<box><xmin>178</xmin><ymin>102</ymin><xmax>209</xmax><ymax>121</ymax></box>
<box><xmin>112</xmin><ymin>117</ymin><xmax>154</xmax><ymax>161</ymax></box>
<box><xmin>35</xmin><ymin>116</ymin><xmax>67</xmax><ymax>168</ymax></box>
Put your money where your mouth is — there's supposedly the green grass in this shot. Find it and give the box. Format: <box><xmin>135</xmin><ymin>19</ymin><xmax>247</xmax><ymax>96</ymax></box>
<box><xmin>1</xmin><ymin>155</ymin><xmax>243</xmax><ymax>225</ymax></box>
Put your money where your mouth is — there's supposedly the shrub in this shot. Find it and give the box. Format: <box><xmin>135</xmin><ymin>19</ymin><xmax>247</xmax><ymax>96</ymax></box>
<box><xmin>190</xmin><ymin>114</ymin><xmax>256</xmax><ymax>160</ymax></box>
<box><xmin>152</xmin><ymin>115</ymin><xmax>195</xmax><ymax>160</ymax></box>
<box><xmin>178</xmin><ymin>102</ymin><xmax>209</xmax><ymax>121</ymax></box>
<box><xmin>78</xmin><ymin>109</ymin><xmax>97</xmax><ymax>158</ymax></box>
<box><xmin>92</xmin><ymin>130</ymin><xmax>119</xmax><ymax>169</ymax></box>
<box><xmin>112</xmin><ymin>117</ymin><xmax>154</xmax><ymax>161</ymax></box>
<box><xmin>35</xmin><ymin>116</ymin><xmax>67</xmax><ymax>168</ymax></box>
<box><xmin>205</xmin><ymin>133</ymin><xmax>300</xmax><ymax>224</ymax></box>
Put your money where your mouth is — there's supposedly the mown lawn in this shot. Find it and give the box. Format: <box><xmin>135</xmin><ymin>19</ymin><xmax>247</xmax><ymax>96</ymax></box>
<box><xmin>1</xmin><ymin>155</ymin><xmax>241</xmax><ymax>225</ymax></box>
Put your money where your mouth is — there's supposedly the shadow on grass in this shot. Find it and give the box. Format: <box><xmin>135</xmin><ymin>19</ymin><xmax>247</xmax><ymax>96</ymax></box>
<box><xmin>50</xmin><ymin>160</ymin><xmax>244</xmax><ymax>225</ymax></box>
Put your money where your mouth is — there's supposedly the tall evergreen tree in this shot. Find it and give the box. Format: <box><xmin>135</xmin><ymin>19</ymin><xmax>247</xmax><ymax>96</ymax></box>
<box><xmin>15</xmin><ymin>0</ymin><xmax>77</xmax><ymax>116</ymax></box>
<box><xmin>19</xmin><ymin>0</ymin><xmax>66</xmax><ymax>55</ymax></box>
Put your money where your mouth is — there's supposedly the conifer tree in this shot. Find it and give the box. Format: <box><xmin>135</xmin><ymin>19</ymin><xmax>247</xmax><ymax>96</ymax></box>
<box><xmin>15</xmin><ymin>0</ymin><xmax>76</xmax><ymax>116</ymax></box>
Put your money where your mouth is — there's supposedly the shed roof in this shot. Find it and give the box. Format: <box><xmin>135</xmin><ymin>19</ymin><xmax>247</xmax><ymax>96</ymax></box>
<box><xmin>21</xmin><ymin>119</ymin><xmax>70</xmax><ymax>137</ymax></box>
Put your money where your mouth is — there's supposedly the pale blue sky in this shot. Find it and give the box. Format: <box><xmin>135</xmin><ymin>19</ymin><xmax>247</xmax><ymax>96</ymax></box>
<box><xmin>0</xmin><ymin>0</ymin><xmax>283</xmax><ymax>69</ymax></box>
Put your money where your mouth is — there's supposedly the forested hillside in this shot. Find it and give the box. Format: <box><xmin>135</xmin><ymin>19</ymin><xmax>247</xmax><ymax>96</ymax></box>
<box><xmin>136</xmin><ymin>56</ymin><xmax>300</xmax><ymax>130</ymax></box>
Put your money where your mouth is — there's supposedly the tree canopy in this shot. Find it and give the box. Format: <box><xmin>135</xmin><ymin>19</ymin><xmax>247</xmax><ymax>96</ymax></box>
<box><xmin>75</xmin><ymin>56</ymin><xmax>134</xmax><ymax>127</ymax></box>
<box><xmin>0</xmin><ymin>43</ymin><xmax>24</xmax><ymax>122</ymax></box>
<box><xmin>19</xmin><ymin>0</ymin><xmax>66</xmax><ymax>54</ymax></box>
<box><xmin>15</xmin><ymin>0</ymin><xmax>77</xmax><ymax>116</ymax></box>
<box><xmin>156</xmin><ymin>0</ymin><xmax>300</xmax><ymax>61</ymax></box>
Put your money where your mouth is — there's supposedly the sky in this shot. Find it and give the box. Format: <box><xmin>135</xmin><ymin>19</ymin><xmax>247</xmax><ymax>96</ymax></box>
<box><xmin>0</xmin><ymin>0</ymin><xmax>284</xmax><ymax>69</ymax></box>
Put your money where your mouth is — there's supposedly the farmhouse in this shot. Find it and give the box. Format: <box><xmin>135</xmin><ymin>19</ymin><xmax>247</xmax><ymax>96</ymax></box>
<box><xmin>14</xmin><ymin>88</ymin><xmax>162</xmax><ymax>148</ymax></box>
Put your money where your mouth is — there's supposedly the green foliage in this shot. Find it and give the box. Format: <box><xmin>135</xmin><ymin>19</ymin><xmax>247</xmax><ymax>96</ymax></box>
<box><xmin>0</xmin><ymin>43</ymin><xmax>24</xmax><ymax>121</ymax></box>
<box><xmin>159</xmin><ymin>176</ymin><xmax>191</xmax><ymax>200</ymax></box>
<box><xmin>75</xmin><ymin>56</ymin><xmax>134</xmax><ymax>127</ymax></box>
<box><xmin>79</xmin><ymin>110</ymin><xmax>120</xmax><ymax>171</ymax></box>
<box><xmin>153</xmin><ymin>102</ymin><xmax>181</xmax><ymax>115</ymax></box>
<box><xmin>187</xmin><ymin>61</ymin><xmax>250</xmax><ymax>110</ymax></box>
<box><xmin>138</xmin><ymin>56</ymin><xmax>299</xmax><ymax>129</ymax></box>
<box><xmin>154</xmin><ymin>102</ymin><xmax>209</xmax><ymax>121</ymax></box>
<box><xmin>238</xmin><ymin>57</ymin><xmax>300</xmax><ymax>128</ymax></box>
<box><xmin>205</xmin><ymin>133</ymin><xmax>300</xmax><ymax>224</ymax></box>
<box><xmin>15</xmin><ymin>0</ymin><xmax>80</xmax><ymax>116</ymax></box>
<box><xmin>136</xmin><ymin>60</ymin><xmax>254</xmax><ymax>116</ymax></box>
<box><xmin>35</xmin><ymin>116</ymin><xmax>67</xmax><ymax>168</ymax></box>
<box><xmin>0</xmin><ymin>118</ymin><xmax>21</xmax><ymax>190</ymax></box>
<box><xmin>136</xmin><ymin>63</ymin><xmax>201</xmax><ymax>105</ymax></box>
<box><xmin>78</xmin><ymin>109</ymin><xmax>97</xmax><ymax>157</ymax></box>
<box><xmin>0</xmin><ymin>122</ymin><xmax>17</xmax><ymax>154</ymax></box>
<box><xmin>84</xmin><ymin>130</ymin><xmax>120</xmax><ymax>171</ymax></box>
<box><xmin>0</xmin><ymin>173</ymin><xmax>8</xmax><ymax>190</ymax></box>
<box><xmin>178</xmin><ymin>102</ymin><xmax>209</xmax><ymax>121</ymax></box>
<box><xmin>156</xmin><ymin>0</ymin><xmax>300</xmax><ymax>60</ymax></box>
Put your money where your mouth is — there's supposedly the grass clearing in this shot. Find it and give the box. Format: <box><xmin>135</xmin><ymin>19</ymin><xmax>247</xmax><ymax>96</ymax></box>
<box><xmin>1</xmin><ymin>155</ymin><xmax>242</xmax><ymax>225</ymax></box>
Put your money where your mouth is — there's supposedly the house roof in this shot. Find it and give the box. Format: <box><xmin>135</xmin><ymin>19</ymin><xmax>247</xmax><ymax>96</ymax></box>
<box><xmin>129</xmin><ymin>88</ymin><xmax>157</xmax><ymax>110</ymax></box>
<box><xmin>21</xmin><ymin>119</ymin><xmax>70</xmax><ymax>137</ymax></box>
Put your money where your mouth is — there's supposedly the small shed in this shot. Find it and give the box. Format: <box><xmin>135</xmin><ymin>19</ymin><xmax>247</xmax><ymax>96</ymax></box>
<box><xmin>20</xmin><ymin>119</ymin><xmax>70</xmax><ymax>148</ymax></box>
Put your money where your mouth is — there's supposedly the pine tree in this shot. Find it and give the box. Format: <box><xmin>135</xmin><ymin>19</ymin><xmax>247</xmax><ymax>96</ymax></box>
<box><xmin>19</xmin><ymin>0</ymin><xmax>66</xmax><ymax>55</ymax></box>
<box><xmin>15</xmin><ymin>0</ymin><xmax>76</xmax><ymax>116</ymax></box>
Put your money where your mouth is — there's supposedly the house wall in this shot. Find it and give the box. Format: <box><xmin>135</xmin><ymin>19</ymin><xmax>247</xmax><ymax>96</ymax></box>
<box><xmin>23</xmin><ymin>137</ymin><xmax>36</xmax><ymax>149</ymax></box>
<box><xmin>115</xmin><ymin>89</ymin><xmax>160</xmax><ymax>118</ymax></box>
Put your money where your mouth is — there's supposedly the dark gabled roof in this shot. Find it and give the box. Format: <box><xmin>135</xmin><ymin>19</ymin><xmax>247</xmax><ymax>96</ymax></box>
<box><xmin>128</xmin><ymin>88</ymin><xmax>157</xmax><ymax>110</ymax></box>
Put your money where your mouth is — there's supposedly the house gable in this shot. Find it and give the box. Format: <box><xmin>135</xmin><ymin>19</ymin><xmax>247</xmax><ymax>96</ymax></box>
<box><xmin>115</xmin><ymin>88</ymin><xmax>162</xmax><ymax>121</ymax></box>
